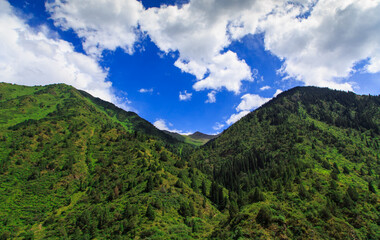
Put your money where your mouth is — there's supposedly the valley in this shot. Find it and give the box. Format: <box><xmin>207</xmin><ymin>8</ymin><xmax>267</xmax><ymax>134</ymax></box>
<box><xmin>0</xmin><ymin>83</ymin><xmax>379</xmax><ymax>239</ymax></box>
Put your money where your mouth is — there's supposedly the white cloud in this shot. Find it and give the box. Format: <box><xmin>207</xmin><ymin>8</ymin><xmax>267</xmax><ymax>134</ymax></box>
<box><xmin>227</xmin><ymin>93</ymin><xmax>271</xmax><ymax>126</ymax></box>
<box><xmin>46</xmin><ymin>0</ymin><xmax>380</xmax><ymax>94</ymax></box>
<box><xmin>192</xmin><ymin>51</ymin><xmax>253</xmax><ymax>93</ymax></box>
<box><xmin>226</xmin><ymin>111</ymin><xmax>250</xmax><ymax>125</ymax></box>
<box><xmin>0</xmin><ymin>0</ymin><xmax>130</xmax><ymax>108</ymax></box>
<box><xmin>46</xmin><ymin>0</ymin><xmax>144</xmax><ymax>57</ymax></box>
<box><xmin>205</xmin><ymin>90</ymin><xmax>217</xmax><ymax>103</ymax></box>
<box><xmin>153</xmin><ymin>118</ymin><xmax>191</xmax><ymax>135</ymax></box>
<box><xmin>366</xmin><ymin>56</ymin><xmax>380</xmax><ymax>73</ymax></box>
<box><xmin>179</xmin><ymin>90</ymin><xmax>192</xmax><ymax>101</ymax></box>
<box><xmin>139</xmin><ymin>0</ymin><xmax>272</xmax><ymax>94</ymax></box>
<box><xmin>261</xmin><ymin>0</ymin><xmax>380</xmax><ymax>91</ymax></box>
<box><xmin>236</xmin><ymin>94</ymin><xmax>271</xmax><ymax>112</ymax></box>
<box><xmin>213</xmin><ymin>122</ymin><xmax>225</xmax><ymax>131</ymax></box>
<box><xmin>139</xmin><ymin>88</ymin><xmax>153</xmax><ymax>93</ymax></box>
<box><xmin>273</xmin><ymin>89</ymin><xmax>283</xmax><ymax>97</ymax></box>
<box><xmin>153</xmin><ymin>119</ymin><xmax>169</xmax><ymax>131</ymax></box>
<box><xmin>260</xmin><ymin>85</ymin><xmax>271</xmax><ymax>91</ymax></box>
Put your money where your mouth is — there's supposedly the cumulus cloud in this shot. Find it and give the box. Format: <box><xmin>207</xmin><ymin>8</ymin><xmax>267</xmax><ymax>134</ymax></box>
<box><xmin>226</xmin><ymin>111</ymin><xmax>250</xmax><ymax>125</ymax></box>
<box><xmin>236</xmin><ymin>94</ymin><xmax>271</xmax><ymax>112</ymax></box>
<box><xmin>227</xmin><ymin>93</ymin><xmax>271</xmax><ymax>125</ymax></box>
<box><xmin>139</xmin><ymin>88</ymin><xmax>153</xmax><ymax>93</ymax></box>
<box><xmin>366</xmin><ymin>56</ymin><xmax>380</xmax><ymax>73</ymax></box>
<box><xmin>139</xmin><ymin>0</ymin><xmax>273</xmax><ymax>94</ymax></box>
<box><xmin>46</xmin><ymin>0</ymin><xmax>261</xmax><ymax>94</ymax></box>
<box><xmin>153</xmin><ymin>118</ymin><xmax>191</xmax><ymax>135</ymax></box>
<box><xmin>0</xmin><ymin>0</ymin><xmax>129</xmax><ymax>108</ymax></box>
<box><xmin>261</xmin><ymin>0</ymin><xmax>380</xmax><ymax>91</ymax></box>
<box><xmin>260</xmin><ymin>85</ymin><xmax>271</xmax><ymax>91</ymax></box>
<box><xmin>192</xmin><ymin>51</ymin><xmax>253</xmax><ymax>93</ymax></box>
<box><xmin>153</xmin><ymin>119</ymin><xmax>169</xmax><ymax>131</ymax></box>
<box><xmin>179</xmin><ymin>90</ymin><xmax>192</xmax><ymax>101</ymax></box>
<box><xmin>273</xmin><ymin>89</ymin><xmax>283</xmax><ymax>97</ymax></box>
<box><xmin>46</xmin><ymin>0</ymin><xmax>144</xmax><ymax>57</ymax></box>
<box><xmin>47</xmin><ymin>0</ymin><xmax>380</xmax><ymax>94</ymax></box>
<box><xmin>205</xmin><ymin>90</ymin><xmax>217</xmax><ymax>103</ymax></box>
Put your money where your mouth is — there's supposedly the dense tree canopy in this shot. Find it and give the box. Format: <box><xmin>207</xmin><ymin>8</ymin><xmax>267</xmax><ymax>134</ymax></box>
<box><xmin>0</xmin><ymin>83</ymin><xmax>379</xmax><ymax>239</ymax></box>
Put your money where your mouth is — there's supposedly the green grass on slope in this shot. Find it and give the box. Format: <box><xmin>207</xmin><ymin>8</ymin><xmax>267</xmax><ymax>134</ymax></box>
<box><xmin>0</xmin><ymin>83</ymin><xmax>227</xmax><ymax>239</ymax></box>
<box><xmin>183</xmin><ymin>135</ymin><xmax>208</xmax><ymax>147</ymax></box>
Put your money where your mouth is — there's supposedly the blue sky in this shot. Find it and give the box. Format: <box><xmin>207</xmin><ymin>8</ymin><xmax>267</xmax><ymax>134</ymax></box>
<box><xmin>1</xmin><ymin>0</ymin><xmax>380</xmax><ymax>134</ymax></box>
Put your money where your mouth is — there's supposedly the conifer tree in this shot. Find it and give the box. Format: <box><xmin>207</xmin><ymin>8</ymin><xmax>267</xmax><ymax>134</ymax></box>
<box><xmin>256</xmin><ymin>206</ymin><xmax>272</xmax><ymax>226</ymax></box>
<box><xmin>145</xmin><ymin>176</ymin><xmax>154</xmax><ymax>192</ymax></box>
<box><xmin>146</xmin><ymin>205</ymin><xmax>155</xmax><ymax>221</ymax></box>
<box><xmin>369</xmin><ymin>181</ymin><xmax>376</xmax><ymax>193</ymax></box>
<box><xmin>201</xmin><ymin>180</ymin><xmax>207</xmax><ymax>196</ymax></box>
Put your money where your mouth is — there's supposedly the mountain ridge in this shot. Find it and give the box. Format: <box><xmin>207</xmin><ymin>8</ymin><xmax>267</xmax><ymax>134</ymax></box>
<box><xmin>193</xmin><ymin>86</ymin><xmax>380</xmax><ymax>239</ymax></box>
<box><xmin>0</xmin><ymin>82</ymin><xmax>220</xmax><ymax>239</ymax></box>
<box><xmin>0</xmin><ymin>83</ymin><xmax>379</xmax><ymax>239</ymax></box>
<box><xmin>163</xmin><ymin>130</ymin><xmax>217</xmax><ymax>146</ymax></box>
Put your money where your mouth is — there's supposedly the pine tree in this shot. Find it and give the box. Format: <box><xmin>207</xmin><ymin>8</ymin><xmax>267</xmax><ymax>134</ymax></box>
<box><xmin>146</xmin><ymin>205</ymin><xmax>155</xmax><ymax>221</ymax></box>
<box><xmin>210</xmin><ymin>181</ymin><xmax>218</xmax><ymax>204</ymax></box>
<box><xmin>201</xmin><ymin>180</ymin><xmax>207</xmax><ymax>196</ymax></box>
<box><xmin>347</xmin><ymin>185</ymin><xmax>359</xmax><ymax>201</ymax></box>
<box><xmin>256</xmin><ymin>206</ymin><xmax>272</xmax><ymax>226</ymax></box>
<box><xmin>342</xmin><ymin>192</ymin><xmax>354</xmax><ymax>208</ymax></box>
<box><xmin>189</xmin><ymin>202</ymin><xmax>195</xmax><ymax>216</ymax></box>
<box><xmin>218</xmin><ymin>186</ymin><xmax>225</xmax><ymax>209</ymax></box>
<box><xmin>333</xmin><ymin>162</ymin><xmax>340</xmax><ymax>174</ymax></box>
<box><xmin>191</xmin><ymin>175</ymin><xmax>198</xmax><ymax>191</ymax></box>
<box><xmin>145</xmin><ymin>176</ymin><xmax>154</xmax><ymax>192</ymax></box>
<box><xmin>249</xmin><ymin>188</ymin><xmax>265</xmax><ymax>203</ymax></box>
<box><xmin>369</xmin><ymin>181</ymin><xmax>376</xmax><ymax>193</ymax></box>
<box><xmin>179</xmin><ymin>201</ymin><xmax>191</xmax><ymax>218</ymax></box>
<box><xmin>229</xmin><ymin>200</ymin><xmax>239</xmax><ymax>219</ymax></box>
<box><xmin>299</xmin><ymin>184</ymin><xmax>309</xmax><ymax>200</ymax></box>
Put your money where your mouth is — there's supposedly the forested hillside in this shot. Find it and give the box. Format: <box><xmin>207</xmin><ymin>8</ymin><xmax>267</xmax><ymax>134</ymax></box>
<box><xmin>191</xmin><ymin>87</ymin><xmax>380</xmax><ymax>239</ymax></box>
<box><xmin>0</xmin><ymin>83</ymin><xmax>222</xmax><ymax>239</ymax></box>
<box><xmin>163</xmin><ymin>130</ymin><xmax>217</xmax><ymax>146</ymax></box>
<box><xmin>0</xmin><ymin>83</ymin><xmax>379</xmax><ymax>239</ymax></box>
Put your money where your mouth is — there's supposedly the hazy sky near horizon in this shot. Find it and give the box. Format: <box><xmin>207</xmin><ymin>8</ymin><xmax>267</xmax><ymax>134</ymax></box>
<box><xmin>1</xmin><ymin>0</ymin><xmax>380</xmax><ymax>134</ymax></box>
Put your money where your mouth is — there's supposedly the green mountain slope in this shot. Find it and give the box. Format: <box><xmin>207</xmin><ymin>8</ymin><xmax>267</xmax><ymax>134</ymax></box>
<box><xmin>0</xmin><ymin>83</ymin><xmax>178</xmax><ymax>144</ymax></box>
<box><xmin>163</xmin><ymin>130</ymin><xmax>217</xmax><ymax>146</ymax></box>
<box><xmin>191</xmin><ymin>87</ymin><xmax>380</xmax><ymax>239</ymax></box>
<box><xmin>1</xmin><ymin>83</ymin><xmax>379</xmax><ymax>239</ymax></box>
<box><xmin>0</xmin><ymin>83</ymin><xmax>223</xmax><ymax>239</ymax></box>
<box><xmin>187</xmin><ymin>132</ymin><xmax>218</xmax><ymax>146</ymax></box>
<box><xmin>162</xmin><ymin>130</ymin><xmax>186</xmax><ymax>142</ymax></box>
<box><xmin>78</xmin><ymin>90</ymin><xmax>179</xmax><ymax>144</ymax></box>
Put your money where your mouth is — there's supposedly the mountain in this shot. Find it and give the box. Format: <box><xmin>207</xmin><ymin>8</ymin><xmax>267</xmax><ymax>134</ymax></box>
<box><xmin>0</xmin><ymin>83</ymin><xmax>222</xmax><ymax>239</ymax></box>
<box><xmin>191</xmin><ymin>86</ymin><xmax>380</xmax><ymax>239</ymax></box>
<box><xmin>189</xmin><ymin>131</ymin><xmax>217</xmax><ymax>142</ymax></box>
<box><xmin>163</xmin><ymin>130</ymin><xmax>217</xmax><ymax>146</ymax></box>
<box><xmin>77</xmin><ymin>89</ymin><xmax>180</xmax><ymax>144</ymax></box>
<box><xmin>0</xmin><ymin>83</ymin><xmax>379</xmax><ymax>239</ymax></box>
<box><xmin>162</xmin><ymin>130</ymin><xmax>186</xmax><ymax>142</ymax></box>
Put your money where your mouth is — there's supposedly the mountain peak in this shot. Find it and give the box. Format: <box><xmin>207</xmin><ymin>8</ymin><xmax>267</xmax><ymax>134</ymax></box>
<box><xmin>189</xmin><ymin>131</ymin><xmax>216</xmax><ymax>140</ymax></box>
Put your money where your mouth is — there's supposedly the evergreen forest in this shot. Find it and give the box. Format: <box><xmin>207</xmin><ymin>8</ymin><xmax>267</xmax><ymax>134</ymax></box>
<box><xmin>0</xmin><ymin>83</ymin><xmax>379</xmax><ymax>239</ymax></box>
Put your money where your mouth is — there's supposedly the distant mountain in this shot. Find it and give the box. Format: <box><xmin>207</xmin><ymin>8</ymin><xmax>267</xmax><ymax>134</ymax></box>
<box><xmin>189</xmin><ymin>131</ymin><xmax>218</xmax><ymax>141</ymax></box>
<box><xmin>163</xmin><ymin>130</ymin><xmax>217</xmax><ymax>146</ymax></box>
<box><xmin>191</xmin><ymin>86</ymin><xmax>380</xmax><ymax>239</ymax></box>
